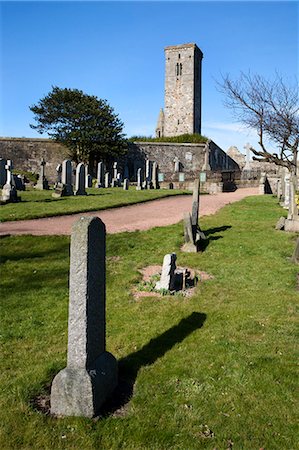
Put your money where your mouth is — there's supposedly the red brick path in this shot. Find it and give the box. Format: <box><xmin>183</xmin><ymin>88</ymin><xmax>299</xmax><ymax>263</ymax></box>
<box><xmin>0</xmin><ymin>188</ymin><xmax>259</xmax><ymax>236</ymax></box>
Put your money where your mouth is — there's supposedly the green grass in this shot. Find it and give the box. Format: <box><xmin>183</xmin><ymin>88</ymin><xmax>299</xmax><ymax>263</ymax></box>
<box><xmin>0</xmin><ymin>196</ymin><xmax>298</xmax><ymax>449</ymax></box>
<box><xmin>0</xmin><ymin>187</ymin><xmax>190</xmax><ymax>222</ymax></box>
<box><xmin>129</xmin><ymin>133</ymin><xmax>208</xmax><ymax>143</ymax></box>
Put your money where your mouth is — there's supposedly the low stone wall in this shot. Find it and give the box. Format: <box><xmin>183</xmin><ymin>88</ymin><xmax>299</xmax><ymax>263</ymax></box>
<box><xmin>0</xmin><ymin>137</ymin><xmax>69</xmax><ymax>182</ymax></box>
<box><xmin>0</xmin><ymin>137</ymin><xmax>240</xmax><ymax>187</ymax></box>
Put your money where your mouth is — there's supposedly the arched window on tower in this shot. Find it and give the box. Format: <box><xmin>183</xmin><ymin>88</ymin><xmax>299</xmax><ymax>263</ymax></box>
<box><xmin>180</xmin><ymin>63</ymin><xmax>182</xmax><ymax>75</ymax></box>
<box><xmin>176</xmin><ymin>63</ymin><xmax>179</xmax><ymax>76</ymax></box>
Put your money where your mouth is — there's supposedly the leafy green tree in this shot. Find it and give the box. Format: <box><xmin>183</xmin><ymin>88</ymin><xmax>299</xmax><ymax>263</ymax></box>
<box><xmin>30</xmin><ymin>86</ymin><xmax>127</xmax><ymax>167</ymax></box>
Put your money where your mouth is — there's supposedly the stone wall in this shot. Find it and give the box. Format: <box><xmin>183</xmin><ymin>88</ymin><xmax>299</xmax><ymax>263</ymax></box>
<box><xmin>0</xmin><ymin>137</ymin><xmax>240</xmax><ymax>189</ymax></box>
<box><xmin>0</xmin><ymin>137</ymin><xmax>69</xmax><ymax>182</ymax></box>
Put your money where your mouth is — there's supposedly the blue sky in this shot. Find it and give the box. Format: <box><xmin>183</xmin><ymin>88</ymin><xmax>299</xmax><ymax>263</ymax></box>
<box><xmin>0</xmin><ymin>1</ymin><xmax>298</xmax><ymax>154</ymax></box>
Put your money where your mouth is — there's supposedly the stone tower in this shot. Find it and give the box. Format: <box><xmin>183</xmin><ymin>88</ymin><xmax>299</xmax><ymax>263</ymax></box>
<box><xmin>156</xmin><ymin>43</ymin><xmax>203</xmax><ymax>137</ymax></box>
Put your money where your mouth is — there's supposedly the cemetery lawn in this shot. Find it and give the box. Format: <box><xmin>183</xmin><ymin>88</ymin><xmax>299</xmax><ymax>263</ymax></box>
<box><xmin>0</xmin><ymin>187</ymin><xmax>190</xmax><ymax>222</ymax></box>
<box><xmin>1</xmin><ymin>195</ymin><xmax>298</xmax><ymax>449</ymax></box>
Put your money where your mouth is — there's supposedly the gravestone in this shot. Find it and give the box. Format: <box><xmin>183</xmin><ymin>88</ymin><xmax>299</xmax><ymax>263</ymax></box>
<box><xmin>144</xmin><ymin>159</ymin><xmax>151</xmax><ymax>189</ymax></box>
<box><xmin>97</xmin><ymin>162</ymin><xmax>104</xmax><ymax>188</ymax></box>
<box><xmin>0</xmin><ymin>158</ymin><xmax>7</xmax><ymax>188</ymax></box>
<box><xmin>173</xmin><ymin>156</ymin><xmax>180</xmax><ymax>173</ymax></box>
<box><xmin>182</xmin><ymin>178</ymin><xmax>206</xmax><ymax>252</ymax></box>
<box><xmin>61</xmin><ymin>160</ymin><xmax>74</xmax><ymax>195</ymax></box>
<box><xmin>117</xmin><ymin>173</ymin><xmax>122</xmax><ymax>187</ymax></box>
<box><xmin>155</xmin><ymin>253</ymin><xmax>177</xmax><ymax>291</ymax></box>
<box><xmin>123</xmin><ymin>178</ymin><xmax>129</xmax><ymax>190</ymax></box>
<box><xmin>35</xmin><ymin>158</ymin><xmax>49</xmax><ymax>190</ymax></box>
<box><xmin>113</xmin><ymin>162</ymin><xmax>118</xmax><ymax>179</ymax></box>
<box><xmin>111</xmin><ymin>178</ymin><xmax>118</xmax><ymax>188</ymax></box>
<box><xmin>1</xmin><ymin>160</ymin><xmax>18</xmax><ymax>203</ymax></box>
<box><xmin>75</xmin><ymin>163</ymin><xmax>87</xmax><ymax>196</ymax></box>
<box><xmin>55</xmin><ymin>164</ymin><xmax>62</xmax><ymax>184</ymax></box>
<box><xmin>14</xmin><ymin>174</ymin><xmax>25</xmax><ymax>191</ymax></box>
<box><xmin>283</xmin><ymin>173</ymin><xmax>291</xmax><ymax>209</ymax></box>
<box><xmin>136</xmin><ymin>168</ymin><xmax>142</xmax><ymax>191</ymax></box>
<box><xmin>104</xmin><ymin>172</ymin><xmax>110</xmax><ymax>188</ymax></box>
<box><xmin>50</xmin><ymin>217</ymin><xmax>118</xmax><ymax>417</ymax></box>
<box><xmin>85</xmin><ymin>174</ymin><xmax>92</xmax><ymax>188</ymax></box>
<box><xmin>152</xmin><ymin>162</ymin><xmax>158</xmax><ymax>189</ymax></box>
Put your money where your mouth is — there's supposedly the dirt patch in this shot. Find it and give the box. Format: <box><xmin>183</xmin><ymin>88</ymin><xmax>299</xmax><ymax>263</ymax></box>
<box><xmin>133</xmin><ymin>265</ymin><xmax>214</xmax><ymax>299</ymax></box>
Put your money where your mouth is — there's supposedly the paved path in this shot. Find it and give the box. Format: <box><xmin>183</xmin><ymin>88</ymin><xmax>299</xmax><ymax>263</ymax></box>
<box><xmin>0</xmin><ymin>188</ymin><xmax>259</xmax><ymax>236</ymax></box>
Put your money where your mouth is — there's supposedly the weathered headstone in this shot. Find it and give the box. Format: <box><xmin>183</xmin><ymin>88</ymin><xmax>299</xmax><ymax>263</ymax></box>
<box><xmin>61</xmin><ymin>160</ymin><xmax>74</xmax><ymax>196</ymax></box>
<box><xmin>182</xmin><ymin>178</ymin><xmax>206</xmax><ymax>252</ymax></box>
<box><xmin>123</xmin><ymin>178</ymin><xmax>129</xmax><ymax>190</ymax></box>
<box><xmin>111</xmin><ymin>178</ymin><xmax>118</xmax><ymax>188</ymax></box>
<box><xmin>113</xmin><ymin>162</ymin><xmax>118</xmax><ymax>180</ymax></box>
<box><xmin>1</xmin><ymin>160</ymin><xmax>19</xmax><ymax>203</ymax></box>
<box><xmin>173</xmin><ymin>156</ymin><xmax>180</xmax><ymax>173</ymax></box>
<box><xmin>117</xmin><ymin>173</ymin><xmax>122</xmax><ymax>187</ymax></box>
<box><xmin>104</xmin><ymin>172</ymin><xmax>110</xmax><ymax>188</ymax></box>
<box><xmin>155</xmin><ymin>253</ymin><xmax>177</xmax><ymax>291</ymax></box>
<box><xmin>50</xmin><ymin>217</ymin><xmax>118</xmax><ymax>417</ymax></box>
<box><xmin>0</xmin><ymin>158</ymin><xmax>7</xmax><ymax>188</ymax></box>
<box><xmin>14</xmin><ymin>174</ymin><xmax>25</xmax><ymax>191</ymax></box>
<box><xmin>136</xmin><ymin>168</ymin><xmax>142</xmax><ymax>191</ymax></box>
<box><xmin>283</xmin><ymin>173</ymin><xmax>291</xmax><ymax>209</ymax></box>
<box><xmin>152</xmin><ymin>162</ymin><xmax>158</xmax><ymax>189</ymax></box>
<box><xmin>85</xmin><ymin>174</ymin><xmax>92</xmax><ymax>188</ymax></box>
<box><xmin>56</xmin><ymin>164</ymin><xmax>62</xmax><ymax>184</ymax></box>
<box><xmin>75</xmin><ymin>163</ymin><xmax>87</xmax><ymax>196</ymax></box>
<box><xmin>96</xmin><ymin>162</ymin><xmax>104</xmax><ymax>188</ymax></box>
<box><xmin>35</xmin><ymin>158</ymin><xmax>49</xmax><ymax>190</ymax></box>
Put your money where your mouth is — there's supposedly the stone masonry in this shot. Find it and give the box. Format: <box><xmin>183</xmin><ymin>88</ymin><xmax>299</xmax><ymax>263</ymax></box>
<box><xmin>156</xmin><ymin>43</ymin><xmax>203</xmax><ymax>137</ymax></box>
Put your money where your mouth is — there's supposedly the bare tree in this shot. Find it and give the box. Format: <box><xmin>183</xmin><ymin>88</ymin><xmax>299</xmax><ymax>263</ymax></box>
<box><xmin>218</xmin><ymin>72</ymin><xmax>299</xmax><ymax>175</ymax></box>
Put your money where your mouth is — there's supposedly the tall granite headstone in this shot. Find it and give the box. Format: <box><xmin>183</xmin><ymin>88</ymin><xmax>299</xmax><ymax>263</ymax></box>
<box><xmin>136</xmin><ymin>168</ymin><xmax>142</xmax><ymax>191</ymax></box>
<box><xmin>61</xmin><ymin>159</ymin><xmax>74</xmax><ymax>196</ymax></box>
<box><xmin>50</xmin><ymin>217</ymin><xmax>118</xmax><ymax>417</ymax></box>
<box><xmin>97</xmin><ymin>162</ymin><xmax>104</xmax><ymax>188</ymax></box>
<box><xmin>74</xmin><ymin>163</ymin><xmax>87</xmax><ymax>196</ymax></box>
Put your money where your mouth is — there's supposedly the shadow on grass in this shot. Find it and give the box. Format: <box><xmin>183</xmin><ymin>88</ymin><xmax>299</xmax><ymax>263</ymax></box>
<box><xmin>100</xmin><ymin>311</ymin><xmax>206</xmax><ymax>417</ymax></box>
<box><xmin>198</xmin><ymin>225</ymin><xmax>232</xmax><ymax>252</ymax></box>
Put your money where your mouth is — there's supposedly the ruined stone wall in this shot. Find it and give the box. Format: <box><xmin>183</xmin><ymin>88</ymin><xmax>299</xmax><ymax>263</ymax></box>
<box><xmin>127</xmin><ymin>140</ymin><xmax>240</xmax><ymax>182</ymax></box>
<box><xmin>0</xmin><ymin>137</ymin><xmax>69</xmax><ymax>181</ymax></box>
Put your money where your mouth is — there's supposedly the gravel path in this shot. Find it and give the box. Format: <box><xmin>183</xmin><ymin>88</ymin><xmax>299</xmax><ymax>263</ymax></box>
<box><xmin>0</xmin><ymin>187</ymin><xmax>259</xmax><ymax>236</ymax></box>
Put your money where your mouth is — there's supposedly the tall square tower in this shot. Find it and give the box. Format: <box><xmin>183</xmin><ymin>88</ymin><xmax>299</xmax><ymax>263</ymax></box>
<box><xmin>156</xmin><ymin>43</ymin><xmax>203</xmax><ymax>137</ymax></box>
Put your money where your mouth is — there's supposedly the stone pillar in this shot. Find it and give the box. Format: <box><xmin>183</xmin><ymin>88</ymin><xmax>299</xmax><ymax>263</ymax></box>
<box><xmin>75</xmin><ymin>163</ymin><xmax>87</xmax><ymax>196</ymax></box>
<box><xmin>136</xmin><ymin>168</ymin><xmax>142</xmax><ymax>191</ymax></box>
<box><xmin>123</xmin><ymin>178</ymin><xmax>129</xmax><ymax>190</ymax></box>
<box><xmin>97</xmin><ymin>162</ymin><xmax>104</xmax><ymax>188</ymax></box>
<box><xmin>50</xmin><ymin>217</ymin><xmax>117</xmax><ymax>418</ymax></box>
